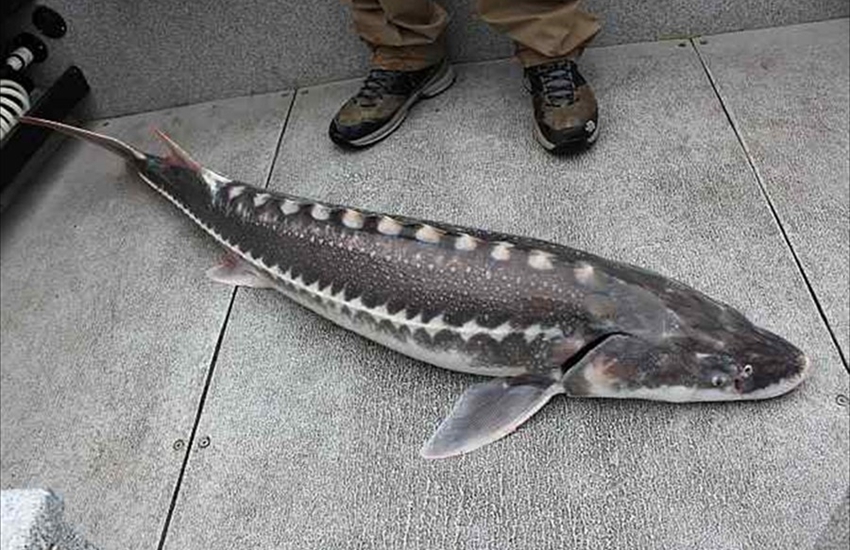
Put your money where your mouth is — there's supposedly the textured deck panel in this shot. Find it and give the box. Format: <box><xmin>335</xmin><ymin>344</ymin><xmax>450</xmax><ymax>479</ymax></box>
<box><xmin>697</xmin><ymin>19</ymin><xmax>850</xmax><ymax>360</ymax></box>
<box><xmin>160</xmin><ymin>36</ymin><xmax>850</xmax><ymax>549</ymax></box>
<box><xmin>0</xmin><ymin>92</ymin><xmax>292</xmax><ymax>550</ymax></box>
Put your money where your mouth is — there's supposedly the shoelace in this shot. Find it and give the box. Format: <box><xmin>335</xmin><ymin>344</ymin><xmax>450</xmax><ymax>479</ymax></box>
<box><xmin>355</xmin><ymin>69</ymin><xmax>400</xmax><ymax>106</ymax></box>
<box><xmin>528</xmin><ymin>61</ymin><xmax>577</xmax><ymax>107</ymax></box>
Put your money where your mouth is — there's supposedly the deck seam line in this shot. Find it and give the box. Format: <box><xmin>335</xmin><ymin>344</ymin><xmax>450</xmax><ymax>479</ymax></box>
<box><xmin>156</xmin><ymin>89</ymin><xmax>299</xmax><ymax>549</ymax></box>
<box><xmin>690</xmin><ymin>38</ymin><xmax>848</xmax><ymax>373</ymax></box>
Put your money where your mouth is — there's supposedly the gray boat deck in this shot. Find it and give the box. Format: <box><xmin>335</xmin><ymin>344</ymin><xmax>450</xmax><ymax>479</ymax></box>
<box><xmin>2</xmin><ymin>19</ymin><xmax>848</xmax><ymax>550</ymax></box>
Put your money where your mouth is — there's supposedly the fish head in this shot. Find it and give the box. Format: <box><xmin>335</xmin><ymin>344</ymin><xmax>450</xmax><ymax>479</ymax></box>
<box><xmin>563</xmin><ymin>326</ymin><xmax>809</xmax><ymax>403</ymax></box>
<box><xmin>677</xmin><ymin>323</ymin><xmax>811</xmax><ymax>401</ymax></box>
<box><xmin>587</xmin><ymin>260</ymin><xmax>810</xmax><ymax>402</ymax></box>
<box><xmin>652</xmin><ymin>289</ymin><xmax>812</xmax><ymax>401</ymax></box>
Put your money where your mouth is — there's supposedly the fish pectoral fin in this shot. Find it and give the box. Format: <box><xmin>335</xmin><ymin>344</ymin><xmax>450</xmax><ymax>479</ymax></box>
<box><xmin>560</xmin><ymin>333</ymin><xmax>651</xmax><ymax>397</ymax></box>
<box><xmin>206</xmin><ymin>253</ymin><xmax>275</xmax><ymax>289</ymax></box>
<box><xmin>420</xmin><ymin>374</ymin><xmax>564</xmax><ymax>460</ymax></box>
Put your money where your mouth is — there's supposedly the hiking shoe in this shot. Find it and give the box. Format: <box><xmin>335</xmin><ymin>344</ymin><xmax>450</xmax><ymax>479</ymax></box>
<box><xmin>329</xmin><ymin>59</ymin><xmax>455</xmax><ymax>148</ymax></box>
<box><xmin>524</xmin><ymin>59</ymin><xmax>599</xmax><ymax>152</ymax></box>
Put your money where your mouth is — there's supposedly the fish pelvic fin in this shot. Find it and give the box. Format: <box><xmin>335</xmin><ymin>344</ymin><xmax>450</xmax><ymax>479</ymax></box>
<box><xmin>206</xmin><ymin>253</ymin><xmax>276</xmax><ymax>289</ymax></box>
<box><xmin>18</xmin><ymin>116</ymin><xmax>146</xmax><ymax>162</ymax></box>
<box><xmin>420</xmin><ymin>373</ymin><xmax>564</xmax><ymax>460</ymax></box>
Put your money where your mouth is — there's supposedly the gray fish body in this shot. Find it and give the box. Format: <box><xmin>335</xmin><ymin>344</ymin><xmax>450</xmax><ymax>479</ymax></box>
<box><xmin>21</xmin><ymin>117</ymin><xmax>811</xmax><ymax>459</ymax></box>
<box><xmin>144</xmin><ymin>157</ymin><xmax>668</xmax><ymax>378</ymax></box>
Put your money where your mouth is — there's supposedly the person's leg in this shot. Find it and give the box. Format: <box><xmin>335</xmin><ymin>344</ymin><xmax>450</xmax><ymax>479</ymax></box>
<box><xmin>479</xmin><ymin>0</ymin><xmax>602</xmax><ymax>151</ymax></box>
<box><xmin>351</xmin><ymin>0</ymin><xmax>448</xmax><ymax>70</ymax></box>
<box><xmin>478</xmin><ymin>0</ymin><xmax>599</xmax><ymax>65</ymax></box>
<box><xmin>330</xmin><ymin>0</ymin><xmax>456</xmax><ymax>148</ymax></box>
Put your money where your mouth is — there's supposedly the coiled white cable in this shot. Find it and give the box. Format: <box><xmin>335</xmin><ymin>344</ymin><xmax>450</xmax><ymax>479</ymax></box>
<box><xmin>0</xmin><ymin>79</ymin><xmax>31</xmax><ymax>141</ymax></box>
<box><xmin>5</xmin><ymin>47</ymin><xmax>35</xmax><ymax>72</ymax></box>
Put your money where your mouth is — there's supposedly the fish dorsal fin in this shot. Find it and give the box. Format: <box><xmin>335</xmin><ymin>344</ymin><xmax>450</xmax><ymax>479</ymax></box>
<box><xmin>153</xmin><ymin>129</ymin><xmax>202</xmax><ymax>172</ymax></box>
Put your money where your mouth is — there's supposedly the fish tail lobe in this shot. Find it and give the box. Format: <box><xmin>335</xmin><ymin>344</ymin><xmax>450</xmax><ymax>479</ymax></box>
<box><xmin>19</xmin><ymin>116</ymin><xmax>146</xmax><ymax>163</ymax></box>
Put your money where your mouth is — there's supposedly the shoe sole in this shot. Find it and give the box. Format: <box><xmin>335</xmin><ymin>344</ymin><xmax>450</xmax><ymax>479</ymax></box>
<box><xmin>330</xmin><ymin>61</ymin><xmax>456</xmax><ymax>149</ymax></box>
<box><xmin>533</xmin><ymin>117</ymin><xmax>600</xmax><ymax>154</ymax></box>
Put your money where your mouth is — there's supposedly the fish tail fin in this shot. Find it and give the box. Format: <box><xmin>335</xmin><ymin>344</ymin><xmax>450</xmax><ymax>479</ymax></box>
<box><xmin>18</xmin><ymin>116</ymin><xmax>146</xmax><ymax>162</ymax></box>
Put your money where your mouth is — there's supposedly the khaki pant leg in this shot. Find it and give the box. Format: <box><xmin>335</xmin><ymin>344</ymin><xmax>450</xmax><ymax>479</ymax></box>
<box><xmin>477</xmin><ymin>0</ymin><xmax>601</xmax><ymax>67</ymax></box>
<box><xmin>348</xmin><ymin>0</ymin><xmax>450</xmax><ymax>70</ymax></box>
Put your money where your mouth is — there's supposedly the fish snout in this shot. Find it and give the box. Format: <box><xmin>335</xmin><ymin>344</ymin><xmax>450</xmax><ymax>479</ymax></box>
<box><xmin>798</xmin><ymin>353</ymin><xmax>812</xmax><ymax>380</ymax></box>
<box><xmin>723</xmin><ymin>345</ymin><xmax>809</xmax><ymax>398</ymax></box>
<box><xmin>733</xmin><ymin>349</ymin><xmax>811</xmax><ymax>399</ymax></box>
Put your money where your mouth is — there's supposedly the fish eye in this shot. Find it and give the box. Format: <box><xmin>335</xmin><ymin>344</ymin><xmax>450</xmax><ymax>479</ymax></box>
<box><xmin>742</xmin><ymin>364</ymin><xmax>753</xmax><ymax>377</ymax></box>
<box><xmin>711</xmin><ymin>375</ymin><xmax>728</xmax><ymax>387</ymax></box>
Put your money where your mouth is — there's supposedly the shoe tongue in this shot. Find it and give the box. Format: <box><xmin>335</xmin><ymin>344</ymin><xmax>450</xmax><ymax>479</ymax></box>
<box><xmin>546</xmin><ymin>78</ymin><xmax>574</xmax><ymax>99</ymax></box>
<box><xmin>354</xmin><ymin>69</ymin><xmax>400</xmax><ymax>105</ymax></box>
<box><xmin>539</xmin><ymin>65</ymin><xmax>575</xmax><ymax>105</ymax></box>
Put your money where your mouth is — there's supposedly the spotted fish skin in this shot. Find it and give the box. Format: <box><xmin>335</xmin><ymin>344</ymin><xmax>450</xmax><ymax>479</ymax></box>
<box><xmin>20</xmin><ymin>116</ymin><xmax>811</xmax><ymax>459</ymax></box>
<box><xmin>142</xmin><ymin>155</ymin><xmax>662</xmax><ymax>377</ymax></box>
